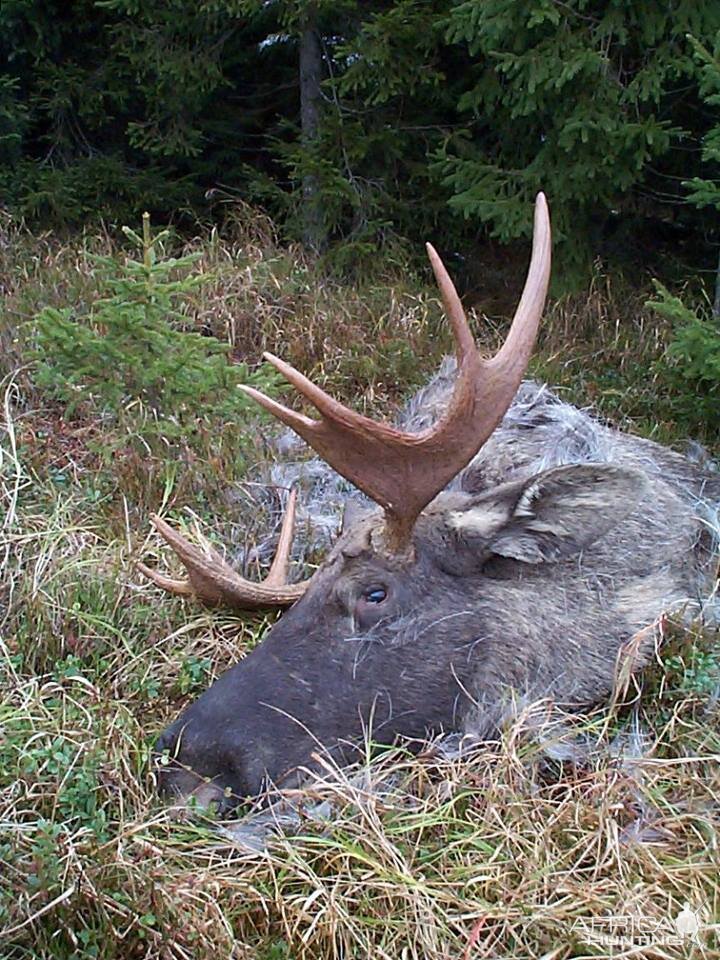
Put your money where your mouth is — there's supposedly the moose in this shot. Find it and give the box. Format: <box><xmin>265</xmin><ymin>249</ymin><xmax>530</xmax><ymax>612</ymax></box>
<box><xmin>140</xmin><ymin>195</ymin><xmax>719</xmax><ymax>811</ymax></box>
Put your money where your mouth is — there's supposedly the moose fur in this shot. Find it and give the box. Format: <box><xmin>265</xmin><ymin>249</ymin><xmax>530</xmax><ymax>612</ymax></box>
<box><xmin>154</xmin><ymin>362</ymin><xmax>719</xmax><ymax>810</ymax></box>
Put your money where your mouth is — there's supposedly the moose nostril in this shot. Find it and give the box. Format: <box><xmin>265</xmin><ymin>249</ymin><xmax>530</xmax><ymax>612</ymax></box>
<box><xmin>156</xmin><ymin>763</ymin><xmax>201</xmax><ymax>799</ymax></box>
<box><xmin>155</xmin><ymin>761</ymin><xmax>244</xmax><ymax>815</ymax></box>
<box><xmin>189</xmin><ymin>780</ymin><xmax>229</xmax><ymax>811</ymax></box>
<box><xmin>152</xmin><ymin>727</ymin><xmax>188</xmax><ymax>797</ymax></box>
<box><xmin>154</xmin><ymin>719</ymin><xmax>186</xmax><ymax>764</ymax></box>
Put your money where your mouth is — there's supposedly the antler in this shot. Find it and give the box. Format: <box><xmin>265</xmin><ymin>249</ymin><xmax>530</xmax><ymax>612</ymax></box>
<box><xmin>240</xmin><ymin>193</ymin><xmax>552</xmax><ymax>554</ymax></box>
<box><xmin>138</xmin><ymin>490</ymin><xmax>309</xmax><ymax>609</ymax></box>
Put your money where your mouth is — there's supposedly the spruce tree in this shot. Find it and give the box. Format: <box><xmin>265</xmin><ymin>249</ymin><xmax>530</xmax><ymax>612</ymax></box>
<box><xmin>34</xmin><ymin>213</ymin><xmax>278</xmax><ymax>446</ymax></box>
<box><xmin>438</xmin><ymin>0</ymin><xmax>720</xmax><ymax>270</ymax></box>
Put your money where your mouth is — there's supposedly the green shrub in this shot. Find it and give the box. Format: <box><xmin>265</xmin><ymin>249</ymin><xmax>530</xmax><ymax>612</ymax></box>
<box><xmin>647</xmin><ymin>281</ymin><xmax>720</xmax><ymax>438</ymax></box>
<box><xmin>32</xmin><ymin>213</ymin><xmax>278</xmax><ymax>451</ymax></box>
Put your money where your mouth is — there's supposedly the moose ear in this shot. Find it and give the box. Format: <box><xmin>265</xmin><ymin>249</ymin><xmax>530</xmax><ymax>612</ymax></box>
<box><xmin>447</xmin><ymin>465</ymin><xmax>649</xmax><ymax>564</ymax></box>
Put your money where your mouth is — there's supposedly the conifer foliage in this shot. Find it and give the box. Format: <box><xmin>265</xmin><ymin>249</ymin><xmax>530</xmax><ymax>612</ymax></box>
<box><xmin>34</xmin><ymin>213</ymin><xmax>277</xmax><ymax>446</ymax></box>
<box><xmin>439</xmin><ymin>2</ymin><xmax>720</xmax><ymax>261</ymax></box>
<box><xmin>1</xmin><ymin>1</ymin><xmax>719</xmax><ymax>276</ymax></box>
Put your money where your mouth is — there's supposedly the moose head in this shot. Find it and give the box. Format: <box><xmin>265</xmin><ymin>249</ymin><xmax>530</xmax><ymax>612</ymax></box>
<box><xmin>141</xmin><ymin>195</ymin><xmax>670</xmax><ymax>810</ymax></box>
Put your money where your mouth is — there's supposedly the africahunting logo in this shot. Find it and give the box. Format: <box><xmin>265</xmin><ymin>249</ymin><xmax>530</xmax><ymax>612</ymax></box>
<box><xmin>570</xmin><ymin>899</ymin><xmax>712</xmax><ymax>949</ymax></box>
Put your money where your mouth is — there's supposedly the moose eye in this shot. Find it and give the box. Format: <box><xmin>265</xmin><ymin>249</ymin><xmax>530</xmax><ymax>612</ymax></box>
<box><xmin>363</xmin><ymin>587</ymin><xmax>387</xmax><ymax>604</ymax></box>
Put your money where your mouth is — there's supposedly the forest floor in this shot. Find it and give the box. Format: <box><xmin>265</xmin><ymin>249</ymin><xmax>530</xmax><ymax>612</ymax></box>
<box><xmin>1</xmin><ymin>208</ymin><xmax>718</xmax><ymax>958</ymax></box>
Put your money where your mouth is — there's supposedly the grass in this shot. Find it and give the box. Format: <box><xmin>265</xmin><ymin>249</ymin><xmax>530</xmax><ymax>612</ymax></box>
<box><xmin>1</xmin><ymin>207</ymin><xmax>718</xmax><ymax>958</ymax></box>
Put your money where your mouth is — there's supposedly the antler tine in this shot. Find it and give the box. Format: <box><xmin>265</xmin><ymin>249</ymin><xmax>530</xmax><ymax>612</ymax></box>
<box><xmin>265</xmin><ymin>488</ymin><xmax>297</xmax><ymax>587</ymax></box>
<box><xmin>138</xmin><ymin>499</ymin><xmax>309</xmax><ymax>609</ymax></box>
<box><xmin>424</xmin><ymin>242</ymin><xmax>475</xmax><ymax>362</ymax></box>
<box><xmin>493</xmin><ymin>192</ymin><xmax>552</xmax><ymax>375</ymax></box>
<box><xmin>136</xmin><ymin>563</ymin><xmax>194</xmax><ymax>597</ymax></box>
<box><xmin>240</xmin><ymin>193</ymin><xmax>551</xmax><ymax>555</ymax></box>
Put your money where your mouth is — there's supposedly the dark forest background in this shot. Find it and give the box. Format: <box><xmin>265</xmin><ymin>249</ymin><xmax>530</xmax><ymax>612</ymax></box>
<box><xmin>2</xmin><ymin>0</ymin><xmax>720</xmax><ymax>288</ymax></box>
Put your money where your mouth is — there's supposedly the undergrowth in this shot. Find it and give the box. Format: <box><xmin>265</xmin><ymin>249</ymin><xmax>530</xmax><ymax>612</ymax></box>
<box><xmin>33</xmin><ymin>213</ymin><xmax>280</xmax><ymax>446</ymax></box>
<box><xmin>0</xmin><ymin>206</ymin><xmax>718</xmax><ymax>958</ymax></box>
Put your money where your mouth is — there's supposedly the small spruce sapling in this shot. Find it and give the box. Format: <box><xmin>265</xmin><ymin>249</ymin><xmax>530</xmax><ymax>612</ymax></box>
<box><xmin>33</xmin><ymin>213</ymin><xmax>279</xmax><ymax>448</ymax></box>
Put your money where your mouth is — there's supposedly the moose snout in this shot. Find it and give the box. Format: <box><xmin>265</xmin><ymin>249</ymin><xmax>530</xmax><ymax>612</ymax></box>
<box><xmin>156</xmin><ymin>764</ymin><xmax>240</xmax><ymax>815</ymax></box>
<box><xmin>154</xmin><ymin>753</ymin><xmax>249</xmax><ymax>813</ymax></box>
<box><xmin>153</xmin><ymin>721</ymin><xmax>253</xmax><ymax>810</ymax></box>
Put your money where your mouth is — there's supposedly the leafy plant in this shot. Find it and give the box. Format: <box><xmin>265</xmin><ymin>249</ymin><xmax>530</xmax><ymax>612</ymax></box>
<box><xmin>666</xmin><ymin>643</ymin><xmax>720</xmax><ymax>698</ymax></box>
<box><xmin>176</xmin><ymin>655</ymin><xmax>213</xmax><ymax>696</ymax></box>
<box><xmin>647</xmin><ymin>281</ymin><xmax>720</xmax><ymax>437</ymax></box>
<box><xmin>33</xmin><ymin>213</ymin><xmax>278</xmax><ymax>451</ymax></box>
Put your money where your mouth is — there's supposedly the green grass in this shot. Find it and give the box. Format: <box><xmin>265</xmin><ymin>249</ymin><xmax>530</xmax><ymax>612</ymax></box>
<box><xmin>1</xmin><ymin>210</ymin><xmax>718</xmax><ymax>958</ymax></box>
